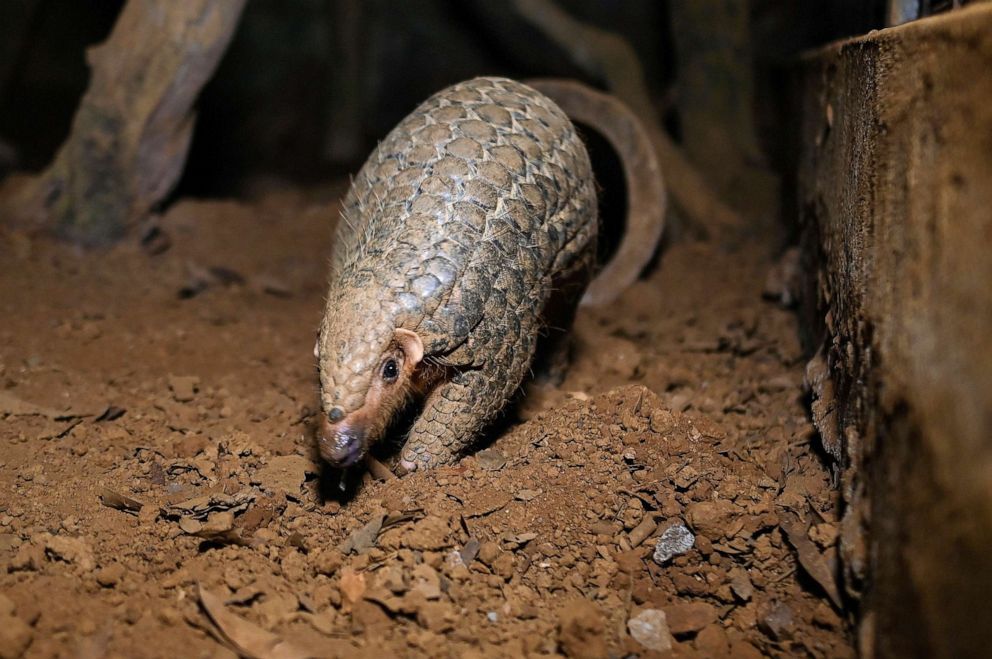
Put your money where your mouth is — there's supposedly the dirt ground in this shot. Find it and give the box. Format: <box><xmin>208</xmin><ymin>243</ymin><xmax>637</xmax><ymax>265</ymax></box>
<box><xmin>0</xmin><ymin>188</ymin><xmax>852</xmax><ymax>658</ymax></box>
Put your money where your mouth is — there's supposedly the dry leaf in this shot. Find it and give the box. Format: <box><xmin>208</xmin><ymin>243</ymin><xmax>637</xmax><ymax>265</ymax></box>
<box><xmin>780</xmin><ymin>513</ymin><xmax>842</xmax><ymax>608</ymax></box>
<box><xmin>99</xmin><ymin>489</ymin><xmax>143</xmax><ymax>515</ymax></box>
<box><xmin>459</xmin><ymin>537</ymin><xmax>481</xmax><ymax>565</ymax></box>
<box><xmin>198</xmin><ymin>584</ymin><xmax>310</xmax><ymax>659</ymax></box>
<box><xmin>338</xmin><ymin>513</ymin><xmax>385</xmax><ymax>555</ymax></box>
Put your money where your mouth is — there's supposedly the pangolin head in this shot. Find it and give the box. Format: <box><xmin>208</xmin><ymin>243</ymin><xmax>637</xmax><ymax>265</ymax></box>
<box><xmin>314</xmin><ymin>285</ymin><xmax>423</xmax><ymax>468</ymax></box>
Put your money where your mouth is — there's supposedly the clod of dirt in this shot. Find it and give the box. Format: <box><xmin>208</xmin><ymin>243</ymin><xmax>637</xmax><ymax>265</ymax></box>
<box><xmin>0</xmin><ymin>594</ymin><xmax>33</xmax><ymax>659</ymax></box>
<box><xmin>696</xmin><ymin>624</ymin><xmax>731</xmax><ymax>655</ymax></box>
<box><xmin>38</xmin><ymin>533</ymin><xmax>95</xmax><ymax>573</ymax></box>
<box><xmin>664</xmin><ymin>601</ymin><xmax>719</xmax><ymax>635</ymax></box>
<box><xmin>95</xmin><ymin>563</ymin><xmax>125</xmax><ymax>588</ymax></box>
<box><xmin>0</xmin><ymin>391</ymin><xmax>94</xmax><ymax>419</ymax></box>
<box><xmin>760</xmin><ymin>603</ymin><xmax>797</xmax><ymax>641</ymax></box>
<box><xmin>252</xmin><ymin>455</ymin><xmax>311</xmax><ymax>499</ymax></box>
<box><xmin>653</xmin><ymin>522</ymin><xmax>695</xmax><ymax>564</ymax></box>
<box><xmin>628</xmin><ymin>516</ymin><xmax>658</xmax><ymax>547</ymax></box>
<box><xmin>339</xmin><ymin>568</ymin><xmax>366</xmax><ymax>604</ymax></box>
<box><xmin>401</xmin><ymin>515</ymin><xmax>452</xmax><ymax>551</ymax></box>
<box><xmin>167</xmin><ymin>374</ymin><xmax>200</xmax><ymax>402</ymax></box>
<box><xmin>416</xmin><ymin>601</ymin><xmax>455</xmax><ymax>633</ymax></box>
<box><xmin>0</xmin><ymin>613</ymin><xmax>32</xmax><ymax>659</ymax></box>
<box><xmin>686</xmin><ymin>499</ymin><xmax>742</xmax><ymax>540</ymax></box>
<box><xmin>557</xmin><ymin>599</ymin><xmax>608</xmax><ymax>659</ymax></box>
<box><xmin>627</xmin><ymin>608</ymin><xmax>673</xmax><ymax>652</ymax></box>
<box><xmin>183</xmin><ymin>510</ymin><xmax>247</xmax><ymax>545</ymax></box>
<box><xmin>514</xmin><ymin>488</ymin><xmax>541</xmax><ymax>501</ymax></box>
<box><xmin>410</xmin><ymin>564</ymin><xmax>442</xmax><ymax>600</ymax></box>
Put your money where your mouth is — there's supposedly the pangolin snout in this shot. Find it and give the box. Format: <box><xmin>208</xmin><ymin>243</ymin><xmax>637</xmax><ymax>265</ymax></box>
<box><xmin>318</xmin><ymin>415</ymin><xmax>365</xmax><ymax>467</ymax></box>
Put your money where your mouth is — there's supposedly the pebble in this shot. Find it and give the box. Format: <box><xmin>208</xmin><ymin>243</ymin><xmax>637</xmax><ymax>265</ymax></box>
<box><xmin>627</xmin><ymin>608</ymin><xmax>673</xmax><ymax>652</ymax></box>
<box><xmin>653</xmin><ymin>523</ymin><xmax>695</xmax><ymax>564</ymax></box>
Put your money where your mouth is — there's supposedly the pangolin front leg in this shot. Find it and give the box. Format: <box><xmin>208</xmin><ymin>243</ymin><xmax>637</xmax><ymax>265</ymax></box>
<box><xmin>399</xmin><ymin>368</ymin><xmax>498</xmax><ymax>469</ymax></box>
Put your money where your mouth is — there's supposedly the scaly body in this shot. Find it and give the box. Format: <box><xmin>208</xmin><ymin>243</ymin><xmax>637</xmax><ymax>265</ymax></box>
<box><xmin>316</xmin><ymin>76</ymin><xmax>662</xmax><ymax>471</ymax></box>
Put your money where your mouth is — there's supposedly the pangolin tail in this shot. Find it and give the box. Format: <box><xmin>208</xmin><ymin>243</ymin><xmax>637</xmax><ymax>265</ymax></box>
<box><xmin>525</xmin><ymin>78</ymin><xmax>666</xmax><ymax>306</ymax></box>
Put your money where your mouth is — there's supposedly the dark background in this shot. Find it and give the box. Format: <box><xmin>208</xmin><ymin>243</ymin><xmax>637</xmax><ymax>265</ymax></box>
<box><xmin>0</xmin><ymin>0</ymin><xmax>887</xmax><ymax>204</ymax></box>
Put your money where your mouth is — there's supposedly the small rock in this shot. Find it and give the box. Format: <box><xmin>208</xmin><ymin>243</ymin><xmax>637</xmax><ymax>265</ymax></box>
<box><xmin>760</xmin><ymin>603</ymin><xmax>795</xmax><ymax>641</ymax></box>
<box><xmin>653</xmin><ymin>523</ymin><xmax>695</xmax><ymax>564</ymax></box>
<box><xmin>627</xmin><ymin>608</ymin><xmax>673</xmax><ymax>652</ymax></box>
<box><xmin>729</xmin><ymin>567</ymin><xmax>754</xmax><ymax>601</ymax></box>
<box><xmin>313</xmin><ymin>549</ymin><xmax>343</xmax><ymax>576</ymax></box>
<box><xmin>475</xmin><ymin>448</ymin><xmax>507</xmax><ymax>471</ymax></box>
<box><xmin>514</xmin><ymin>489</ymin><xmax>541</xmax><ymax>502</ymax></box>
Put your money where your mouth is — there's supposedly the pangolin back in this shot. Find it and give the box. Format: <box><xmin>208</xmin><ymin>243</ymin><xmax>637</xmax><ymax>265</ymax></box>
<box><xmin>319</xmin><ymin>76</ymin><xmax>597</xmax><ymax>430</ymax></box>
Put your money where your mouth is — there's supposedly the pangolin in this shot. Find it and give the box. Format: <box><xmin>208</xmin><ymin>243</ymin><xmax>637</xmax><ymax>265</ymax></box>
<box><xmin>315</xmin><ymin>76</ymin><xmax>665</xmax><ymax>471</ymax></box>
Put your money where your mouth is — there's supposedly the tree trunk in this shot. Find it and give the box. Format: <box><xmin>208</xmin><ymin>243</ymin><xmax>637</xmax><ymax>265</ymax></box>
<box><xmin>1</xmin><ymin>0</ymin><xmax>246</xmax><ymax>245</ymax></box>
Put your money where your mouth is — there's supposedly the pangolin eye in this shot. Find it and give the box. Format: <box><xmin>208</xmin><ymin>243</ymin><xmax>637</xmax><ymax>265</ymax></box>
<box><xmin>381</xmin><ymin>358</ymin><xmax>399</xmax><ymax>383</ymax></box>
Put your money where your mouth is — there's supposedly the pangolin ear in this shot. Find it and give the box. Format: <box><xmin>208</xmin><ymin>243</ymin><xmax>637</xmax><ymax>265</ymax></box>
<box><xmin>394</xmin><ymin>328</ymin><xmax>424</xmax><ymax>365</ymax></box>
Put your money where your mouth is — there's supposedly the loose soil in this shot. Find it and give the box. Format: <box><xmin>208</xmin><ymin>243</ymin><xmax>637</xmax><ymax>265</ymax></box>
<box><xmin>0</xmin><ymin>190</ymin><xmax>853</xmax><ymax>658</ymax></box>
